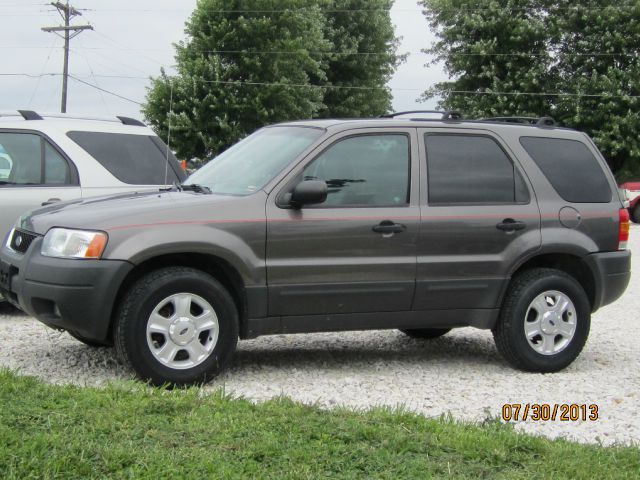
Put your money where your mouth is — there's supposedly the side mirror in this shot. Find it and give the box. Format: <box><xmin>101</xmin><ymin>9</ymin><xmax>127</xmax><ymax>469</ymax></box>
<box><xmin>289</xmin><ymin>180</ymin><xmax>328</xmax><ymax>208</ymax></box>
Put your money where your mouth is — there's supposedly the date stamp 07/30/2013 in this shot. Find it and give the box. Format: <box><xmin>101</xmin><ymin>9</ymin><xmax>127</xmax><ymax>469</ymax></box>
<box><xmin>501</xmin><ymin>404</ymin><xmax>599</xmax><ymax>422</ymax></box>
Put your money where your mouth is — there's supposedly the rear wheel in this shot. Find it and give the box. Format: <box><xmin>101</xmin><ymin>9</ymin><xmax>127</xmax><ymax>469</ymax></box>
<box><xmin>400</xmin><ymin>328</ymin><xmax>451</xmax><ymax>339</ymax></box>
<box><xmin>631</xmin><ymin>204</ymin><xmax>640</xmax><ymax>224</ymax></box>
<box><xmin>115</xmin><ymin>267</ymin><xmax>238</xmax><ymax>386</ymax></box>
<box><xmin>493</xmin><ymin>268</ymin><xmax>590</xmax><ymax>372</ymax></box>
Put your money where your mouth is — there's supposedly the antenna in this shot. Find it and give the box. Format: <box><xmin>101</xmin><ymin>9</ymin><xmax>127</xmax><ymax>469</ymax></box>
<box><xmin>163</xmin><ymin>80</ymin><xmax>174</xmax><ymax>187</ymax></box>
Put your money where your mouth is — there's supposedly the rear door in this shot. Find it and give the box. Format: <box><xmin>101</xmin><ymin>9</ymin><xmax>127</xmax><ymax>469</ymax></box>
<box><xmin>266</xmin><ymin>128</ymin><xmax>420</xmax><ymax>316</ymax></box>
<box><xmin>415</xmin><ymin>129</ymin><xmax>541</xmax><ymax>311</ymax></box>
<box><xmin>0</xmin><ymin>131</ymin><xmax>81</xmax><ymax>239</ymax></box>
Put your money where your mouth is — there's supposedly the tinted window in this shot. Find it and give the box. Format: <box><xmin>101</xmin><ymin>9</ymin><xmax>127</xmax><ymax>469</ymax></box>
<box><xmin>67</xmin><ymin>131</ymin><xmax>182</xmax><ymax>185</ymax></box>
<box><xmin>425</xmin><ymin>134</ymin><xmax>525</xmax><ymax>204</ymax></box>
<box><xmin>520</xmin><ymin>137</ymin><xmax>612</xmax><ymax>203</ymax></box>
<box><xmin>188</xmin><ymin>127</ymin><xmax>323</xmax><ymax>196</ymax></box>
<box><xmin>44</xmin><ymin>142</ymin><xmax>70</xmax><ymax>184</ymax></box>
<box><xmin>302</xmin><ymin>134</ymin><xmax>410</xmax><ymax>207</ymax></box>
<box><xmin>0</xmin><ymin>133</ymin><xmax>42</xmax><ymax>184</ymax></box>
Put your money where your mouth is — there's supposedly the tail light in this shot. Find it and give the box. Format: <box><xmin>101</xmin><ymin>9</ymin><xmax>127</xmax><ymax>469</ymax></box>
<box><xmin>619</xmin><ymin>208</ymin><xmax>630</xmax><ymax>250</ymax></box>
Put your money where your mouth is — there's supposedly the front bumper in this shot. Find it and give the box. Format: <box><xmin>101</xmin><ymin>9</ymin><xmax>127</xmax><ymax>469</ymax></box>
<box><xmin>0</xmin><ymin>235</ymin><xmax>133</xmax><ymax>342</ymax></box>
<box><xmin>584</xmin><ymin>250</ymin><xmax>631</xmax><ymax>311</ymax></box>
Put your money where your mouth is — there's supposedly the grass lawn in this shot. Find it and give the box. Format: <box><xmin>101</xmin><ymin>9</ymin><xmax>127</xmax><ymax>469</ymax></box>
<box><xmin>0</xmin><ymin>370</ymin><xmax>638</xmax><ymax>479</ymax></box>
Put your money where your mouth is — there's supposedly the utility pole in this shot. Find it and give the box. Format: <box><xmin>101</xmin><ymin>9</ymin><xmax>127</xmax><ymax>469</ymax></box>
<box><xmin>42</xmin><ymin>1</ymin><xmax>93</xmax><ymax>113</ymax></box>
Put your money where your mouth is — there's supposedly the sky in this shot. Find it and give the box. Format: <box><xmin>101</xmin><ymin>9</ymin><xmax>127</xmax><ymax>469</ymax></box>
<box><xmin>0</xmin><ymin>0</ymin><xmax>447</xmax><ymax>120</ymax></box>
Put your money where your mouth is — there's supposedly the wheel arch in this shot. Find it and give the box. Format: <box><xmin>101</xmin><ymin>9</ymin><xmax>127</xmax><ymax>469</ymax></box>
<box><xmin>504</xmin><ymin>252</ymin><xmax>597</xmax><ymax>312</ymax></box>
<box><xmin>108</xmin><ymin>252</ymin><xmax>257</xmax><ymax>342</ymax></box>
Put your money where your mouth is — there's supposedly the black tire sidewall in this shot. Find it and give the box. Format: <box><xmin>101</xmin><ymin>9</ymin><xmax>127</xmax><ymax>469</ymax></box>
<box><xmin>504</xmin><ymin>273</ymin><xmax>591</xmax><ymax>371</ymax></box>
<box><xmin>119</xmin><ymin>270</ymin><xmax>238</xmax><ymax>386</ymax></box>
<box><xmin>632</xmin><ymin>205</ymin><xmax>640</xmax><ymax>224</ymax></box>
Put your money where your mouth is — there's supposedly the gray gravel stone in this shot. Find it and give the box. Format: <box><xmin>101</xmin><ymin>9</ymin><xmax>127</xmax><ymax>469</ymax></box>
<box><xmin>1</xmin><ymin>225</ymin><xmax>638</xmax><ymax>446</ymax></box>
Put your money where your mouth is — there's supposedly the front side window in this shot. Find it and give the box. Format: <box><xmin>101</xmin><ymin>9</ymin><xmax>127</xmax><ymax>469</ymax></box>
<box><xmin>301</xmin><ymin>134</ymin><xmax>410</xmax><ymax>207</ymax></box>
<box><xmin>187</xmin><ymin>126</ymin><xmax>324</xmax><ymax>196</ymax></box>
<box><xmin>425</xmin><ymin>134</ymin><xmax>527</xmax><ymax>205</ymax></box>
<box><xmin>0</xmin><ymin>132</ymin><xmax>72</xmax><ymax>186</ymax></box>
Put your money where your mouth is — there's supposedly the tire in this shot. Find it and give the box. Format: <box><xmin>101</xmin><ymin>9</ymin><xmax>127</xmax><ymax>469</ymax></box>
<box><xmin>492</xmin><ymin>268</ymin><xmax>590</xmax><ymax>373</ymax></box>
<box><xmin>631</xmin><ymin>205</ymin><xmax>640</xmax><ymax>224</ymax></box>
<box><xmin>400</xmin><ymin>328</ymin><xmax>451</xmax><ymax>339</ymax></box>
<box><xmin>68</xmin><ymin>330</ymin><xmax>112</xmax><ymax>347</ymax></box>
<box><xmin>114</xmin><ymin>267</ymin><xmax>239</xmax><ymax>387</ymax></box>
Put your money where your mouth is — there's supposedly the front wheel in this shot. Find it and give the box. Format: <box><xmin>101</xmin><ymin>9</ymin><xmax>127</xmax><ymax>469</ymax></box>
<box><xmin>492</xmin><ymin>268</ymin><xmax>590</xmax><ymax>372</ymax></box>
<box><xmin>114</xmin><ymin>267</ymin><xmax>238</xmax><ymax>386</ymax></box>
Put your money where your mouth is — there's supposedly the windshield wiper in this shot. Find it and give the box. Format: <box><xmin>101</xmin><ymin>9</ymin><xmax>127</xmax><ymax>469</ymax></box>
<box><xmin>177</xmin><ymin>183</ymin><xmax>212</xmax><ymax>194</ymax></box>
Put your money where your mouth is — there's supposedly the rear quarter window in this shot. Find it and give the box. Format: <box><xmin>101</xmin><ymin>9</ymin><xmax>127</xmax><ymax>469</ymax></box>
<box><xmin>519</xmin><ymin>137</ymin><xmax>612</xmax><ymax>203</ymax></box>
<box><xmin>67</xmin><ymin>131</ymin><xmax>185</xmax><ymax>185</ymax></box>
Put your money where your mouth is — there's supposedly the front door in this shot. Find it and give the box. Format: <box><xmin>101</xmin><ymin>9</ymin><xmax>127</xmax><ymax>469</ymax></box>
<box><xmin>415</xmin><ymin>129</ymin><xmax>542</xmax><ymax>311</ymax></box>
<box><xmin>266</xmin><ymin>128</ymin><xmax>420</xmax><ymax>317</ymax></box>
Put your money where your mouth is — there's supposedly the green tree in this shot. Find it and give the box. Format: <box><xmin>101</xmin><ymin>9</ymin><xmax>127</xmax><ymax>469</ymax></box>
<box><xmin>420</xmin><ymin>0</ymin><xmax>553</xmax><ymax>119</ymax></box>
<box><xmin>144</xmin><ymin>0</ymin><xmax>402</xmax><ymax>160</ymax></box>
<box><xmin>143</xmin><ymin>0</ymin><xmax>330</xmax><ymax>160</ymax></box>
<box><xmin>421</xmin><ymin>0</ymin><xmax>640</xmax><ymax>176</ymax></box>
<box><xmin>552</xmin><ymin>1</ymin><xmax>640</xmax><ymax>176</ymax></box>
<box><xmin>318</xmin><ymin>0</ymin><xmax>403</xmax><ymax>118</ymax></box>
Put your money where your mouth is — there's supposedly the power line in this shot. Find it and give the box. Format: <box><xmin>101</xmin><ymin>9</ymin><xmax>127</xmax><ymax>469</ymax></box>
<box><xmin>1</xmin><ymin>45</ymin><xmax>637</xmax><ymax>58</ymax></box>
<box><xmin>67</xmin><ymin>75</ymin><xmax>142</xmax><ymax>105</ymax></box>
<box><xmin>4</xmin><ymin>73</ymin><xmax>639</xmax><ymax>100</ymax></box>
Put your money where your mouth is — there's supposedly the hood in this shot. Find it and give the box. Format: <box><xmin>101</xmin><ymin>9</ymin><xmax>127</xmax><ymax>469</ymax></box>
<box><xmin>18</xmin><ymin>190</ymin><xmax>257</xmax><ymax>235</ymax></box>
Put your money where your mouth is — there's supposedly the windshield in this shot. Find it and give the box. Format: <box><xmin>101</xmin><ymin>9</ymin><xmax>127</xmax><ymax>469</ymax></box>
<box><xmin>186</xmin><ymin>126</ymin><xmax>324</xmax><ymax>195</ymax></box>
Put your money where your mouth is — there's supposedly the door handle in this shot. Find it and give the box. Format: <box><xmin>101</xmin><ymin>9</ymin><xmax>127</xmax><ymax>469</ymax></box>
<box><xmin>496</xmin><ymin>218</ymin><xmax>526</xmax><ymax>232</ymax></box>
<box><xmin>41</xmin><ymin>198</ymin><xmax>61</xmax><ymax>206</ymax></box>
<box><xmin>372</xmin><ymin>220</ymin><xmax>406</xmax><ymax>234</ymax></box>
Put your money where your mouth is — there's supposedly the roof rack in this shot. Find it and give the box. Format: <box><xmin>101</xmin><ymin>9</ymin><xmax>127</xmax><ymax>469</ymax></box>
<box><xmin>117</xmin><ymin>116</ymin><xmax>146</xmax><ymax>127</ymax></box>
<box><xmin>18</xmin><ymin>110</ymin><xmax>43</xmax><ymax>121</ymax></box>
<box><xmin>7</xmin><ymin>110</ymin><xmax>145</xmax><ymax>126</ymax></box>
<box><xmin>479</xmin><ymin>116</ymin><xmax>556</xmax><ymax>127</ymax></box>
<box><xmin>380</xmin><ymin>110</ymin><xmax>463</xmax><ymax>121</ymax></box>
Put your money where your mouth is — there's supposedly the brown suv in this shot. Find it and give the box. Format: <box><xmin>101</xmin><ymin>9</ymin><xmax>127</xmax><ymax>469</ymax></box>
<box><xmin>0</xmin><ymin>113</ymin><xmax>631</xmax><ymax>385</ymax></box>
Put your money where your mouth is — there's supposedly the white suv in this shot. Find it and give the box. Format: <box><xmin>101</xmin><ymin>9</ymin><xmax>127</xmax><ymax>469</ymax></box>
<box><xmin>0</xmin><ymin>110</ymin><xmax>186</xmax><ymax>241</ymax></box>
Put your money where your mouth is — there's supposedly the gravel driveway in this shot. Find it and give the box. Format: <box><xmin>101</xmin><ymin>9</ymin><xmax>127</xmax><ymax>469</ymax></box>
<box><xmin>1</xmin><ymin>225</ymin><xmax>638</xmax><ymax>446</ymax></box>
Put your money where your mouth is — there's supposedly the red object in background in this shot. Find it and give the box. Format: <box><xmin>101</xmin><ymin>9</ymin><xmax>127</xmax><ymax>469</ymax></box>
<box><xmin>181</xmin><ymin>160</ymin><xmax>187</xmax><ymax>171</ymax></box>
<box><xmin>621</xmin><ymin>181</ymin><xmax>640</xmax><ymax>223</ymax></box>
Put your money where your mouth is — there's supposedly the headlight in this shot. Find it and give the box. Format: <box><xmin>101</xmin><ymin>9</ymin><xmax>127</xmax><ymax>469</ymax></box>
<box><xmin>41</xmin><ymin>228</ymin><xmax>108</xmax><ymax>259</ymax></box>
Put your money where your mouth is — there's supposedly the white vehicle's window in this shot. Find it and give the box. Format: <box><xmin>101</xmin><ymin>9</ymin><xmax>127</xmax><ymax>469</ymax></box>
<box><xmin>0</xmin><ymin>133</ymin><xmax>73</xmax><ymax>186</ymax></box>
<box><xmin>187</xmin><ymin>126</ymin><xmax>324</xmax><ymax>196</ymax></box>
<box><xmin>302</xmin><ymin>134</ymin><xmax>410</xmax><ymax>207</ymax></box>
<box><xmin>67</xmin><ymin>131</ymin><xmax>183</xmax><ymax>185</ymax></box>
<box><xmin>0</xmin><ymin>133</ymin><xmax>40</xmax><ymax>184</ymax></box>
<box><xmin>44</xmin><ymin>142</ymin><xmax>70</xmax><ymax>184</ymax></box>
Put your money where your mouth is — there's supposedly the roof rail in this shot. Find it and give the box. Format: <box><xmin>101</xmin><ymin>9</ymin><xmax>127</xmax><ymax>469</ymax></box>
<box><xmin>380</xmin><ymin>110</ymin><xmax>463</xmax><ymax>121</ymax></box>
<box><xmin>117</xmin><ymin>116</ymin><xmax>146</xmax><ymax>127</ymax></box>
<box><xmin>480</xmin><ymin>116</ymin><xmax>556</xmax><ymax>127</ymax></box>
<box><xmin>18</xmin><ymin>110</ymin><xmax>43</xmax><ymax>121</ymax></box>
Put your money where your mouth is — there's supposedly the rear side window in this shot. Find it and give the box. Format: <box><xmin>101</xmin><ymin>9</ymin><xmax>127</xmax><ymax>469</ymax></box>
<box><xmin>520</xmin><ymin>137</ymin><xmax>612</xmax><ymax>203</ymax></box>
<box><xmin>67</xmin><ymin>131</ymin><xmax>183</xmax><ymax>185</ymax></box>
<box><xmin>425</xmin><ymin>134</ymin><xmax>529</xmax><ymax>205</ymax></box>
